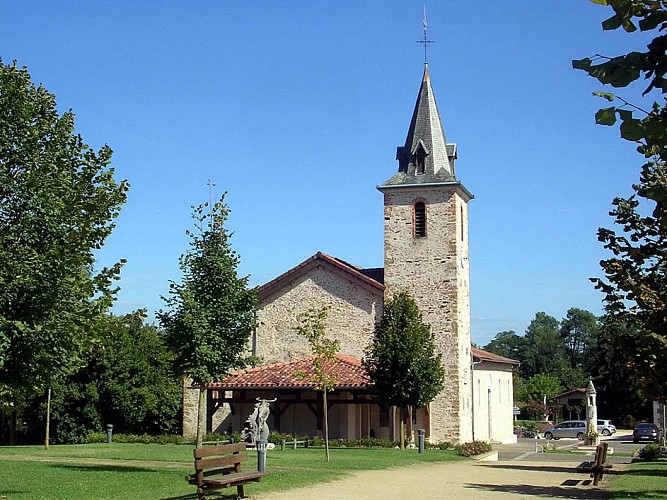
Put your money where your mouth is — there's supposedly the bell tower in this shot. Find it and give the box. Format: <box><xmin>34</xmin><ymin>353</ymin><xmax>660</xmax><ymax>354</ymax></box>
<box><xmin>378</xmin><ymin>64</ymin><xmax>473</xmax><ymax>443</ymax></box>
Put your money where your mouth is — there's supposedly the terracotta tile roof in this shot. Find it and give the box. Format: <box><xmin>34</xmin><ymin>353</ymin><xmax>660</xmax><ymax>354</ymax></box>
<box><xmin>258</xmin><ymin>251</ymin><xmax>384</xmax><ymax>301</ymax></box>
<box><xmin>209</xmin><ymin>354</ymin><xmax>371</xmax><ymax>390</ymax></box>
<box><xmin>472</xmin><ymin>347</ymin><xmax>520</xmax><ymax>365</ymax></box>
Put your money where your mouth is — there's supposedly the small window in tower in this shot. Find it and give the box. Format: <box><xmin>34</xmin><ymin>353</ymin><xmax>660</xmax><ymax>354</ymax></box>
<box><xmin>416</xmin><ymin>150</ymin><xmax>426</xmax><ymax>174</ymax></box>
<box><xmin>414</xmin><ymin>201</ymin><xmax>426</xmax><ymax>238</ymax></box>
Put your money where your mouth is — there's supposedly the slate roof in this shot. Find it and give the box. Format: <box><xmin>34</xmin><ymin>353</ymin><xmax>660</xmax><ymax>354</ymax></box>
<box><xmin>257</xmin><ymin>251</ymin><xmax>384</xmax><ymax>301</ymax></box>
<box><xmin>472</xmin><ymin>347</ymin><xmax>520</xmax><ymax>366</ymax></box>
<box><xmin>209</xmin><ymin>354</ymin><xmax>371</xmax><ymax>390</ymax></box>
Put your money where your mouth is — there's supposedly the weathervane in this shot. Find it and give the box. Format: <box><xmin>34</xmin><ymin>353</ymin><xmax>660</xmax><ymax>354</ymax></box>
<box><xmin>417</xmin><ymin>6</ymin><xmax>434</xmax><ymax>64</ymax></box>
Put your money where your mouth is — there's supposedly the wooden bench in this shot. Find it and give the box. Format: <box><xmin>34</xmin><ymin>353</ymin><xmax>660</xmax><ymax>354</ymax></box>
<box><xmin>280</xmin><ymin>438</ymin><xmax>308</xmax><ymax>450</ymax></box>
<box><xmin>576</xmin><ymin>442</ymin><xmax>612</xmax><ymax>486</ymax></box>
<box><xmin>186</xmin><ymin>442</ymin><xmax>266</xmax><ymax>499</ymax></box>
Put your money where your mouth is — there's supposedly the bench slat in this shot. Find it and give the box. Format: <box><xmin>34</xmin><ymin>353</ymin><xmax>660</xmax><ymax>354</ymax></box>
<box><xmin>194</xmin><ymin>441</ymin><xmax>246</xmax><ymax>458</ymax></box>
<box><xmin>195</xmin><ymin>453</ymin><xmax>247</xmax><ymax>471</ymax></box>
<box><xmin>200</xmin><ymin>471</ymin><xmax>266</xmax><ymax>488</ymax></box>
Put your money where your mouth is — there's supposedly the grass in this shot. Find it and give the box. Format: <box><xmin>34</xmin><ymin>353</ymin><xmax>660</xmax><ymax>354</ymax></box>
<box><xmin>607</xmin><ymin>459</ymin><xmax>667</xmax><ymax>499</ymax></box>
<box><xmin>0</xmin><ymin>444</ymin><xmax>462</xmax><ymax>499</ymax></box>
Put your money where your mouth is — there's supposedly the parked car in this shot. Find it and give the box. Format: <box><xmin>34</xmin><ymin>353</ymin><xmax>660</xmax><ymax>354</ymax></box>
<box><xmin>597</xmin><ymin>419</ymin><xmax>616</xmax><ymax>436</ymax></box>
<box><xmin>633</xmin><ymin>423</ymin><xmax>659</xmax><ymax>443</ymax></box>
<box><xmin>543</xmin><ymin>420</ymin><xmax>587</xmax><ymax>440</ymax></box>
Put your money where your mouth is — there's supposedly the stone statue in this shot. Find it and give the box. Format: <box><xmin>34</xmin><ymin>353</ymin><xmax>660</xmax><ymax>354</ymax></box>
<box><xmin>241</xmin><ymin>398</ymin><xmax>276</xmax><ymax>446</ymax></box>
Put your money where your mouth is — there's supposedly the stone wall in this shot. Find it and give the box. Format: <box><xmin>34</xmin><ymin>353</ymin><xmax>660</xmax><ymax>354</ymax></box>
<box><xmin>255</xmin><ymin>262</ymin><xmax>384</xmax><ymax>363</ymax></box>
<box><xmin>382</xmin><ymin>184</ymin><xmax>473</xmax><ymax>444</ymax></box>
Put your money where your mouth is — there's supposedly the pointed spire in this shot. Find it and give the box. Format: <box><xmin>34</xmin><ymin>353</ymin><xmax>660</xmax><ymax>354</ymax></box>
<box><xmin>394</xmin><ymin>64</ymin><xmax>455</xmax><ymax>181</ymax></box>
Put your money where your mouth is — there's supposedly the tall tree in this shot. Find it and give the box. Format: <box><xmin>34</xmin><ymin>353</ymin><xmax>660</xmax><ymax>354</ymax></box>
<box><xmin>594</xmin><ymin>315</ymin><xmax>652</xmax><ymax>426</ymax></box>
<box><xmin>520</xmin><ymin>313</ymin><xmax>570</xmax><ymax>382</ymax></box>
<box><xmin>294</xmin><ymin>307</ymin><xmax>340</xmax><ymax>463</ymax></box>
<box><xmin>560</xmin><ymin>308</ymin><xmax>599</xmax><ymax>373</ymax></box>
<box><xmin>483</xmin><ymin>330</ymin><xmax>524</xmax><ymax>360</ymax></box>
<box><xmin>574</xmin><ymin>0</ymin><xmax>667</xmax><ymax>402</ymax></box>
<box><xmin>363</xmin><ymin>291</ymin><xmax>444</xmax><ymax>450</ymax></box>
<box><xmin>0</xmin><ymin>60</ymin><xmax>128</xmax><ymax>427</ymax></box>
<box><xmin>158</xmin><ymin>195</ymin><xmax>256</xmax><ymax>447</ymax></box>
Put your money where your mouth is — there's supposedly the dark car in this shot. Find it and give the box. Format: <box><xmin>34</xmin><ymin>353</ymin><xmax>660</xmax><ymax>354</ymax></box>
<box><xmin>633</xmin><ymin>422</ymin><xmax>659</xmax><ymax>443</ymax></box>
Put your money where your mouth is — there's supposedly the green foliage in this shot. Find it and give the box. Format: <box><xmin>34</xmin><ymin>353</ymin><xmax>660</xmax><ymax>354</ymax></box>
<box><xmin>515</xmin><ymin>373</ymin><xmax>563</xmax><ymax>403</ymax></box>
<box><xmin>23</xmin><ymin>312</ymin><xmax>181</xmax><ymax>444</ymax></box>
<box><xmin>295</xmin><ymin>307</ymin><xmax>340</xmax><ymax>392</ymax></box>
<box><xmin>560</xmin><ymin>308</ymin><xmax>599</xmax><ymax>373</ymax></box>
<box><xmin>364</xmin><ymin>291</ymin><xmax>445</xmax><ymax>410</ymax></box>
<box><xmin>576</xmin><ymin>0</ymin><xmax>667</xmax><ymax>403</ymax></box>
<box><xmin>158</xmin><ymin>194</ymin><xmax>256</xmax><ymax>385</ymax></box>
<box><xmin>483</xmin><ymin>330</ymin><xmax>523</xmax><ymax>360</ymax></box>
<box><xmin>638</xmin><ymin>442</ymin><xmax>663</xmax><ymax>461</ymax></box>
<box><xmin>454</xmin><ymin>440</ymin><xmax>492</xmax><ymax>457</ymax></box>
<box><xmin>594</xmin><ymin>315</ymin><xmax>652</xmax><ymax>424</ymax></box>
<box><xmin>0</xmin><ymin>59</ymin><xmax>128</xmax><ymax>408</ymax></box>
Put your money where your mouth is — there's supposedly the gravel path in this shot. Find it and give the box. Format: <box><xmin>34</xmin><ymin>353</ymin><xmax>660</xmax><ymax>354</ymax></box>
<box><xmin>258</xmin><ymin>459</ymin><xmax>617</xmax><ymax>499</ymax></box>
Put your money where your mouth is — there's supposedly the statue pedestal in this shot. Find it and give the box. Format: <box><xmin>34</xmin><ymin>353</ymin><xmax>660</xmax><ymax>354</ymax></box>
<box><xmin>584</xmin><ymin>436</ymin><xmax>600</xmax><ymax>446</ymax></box>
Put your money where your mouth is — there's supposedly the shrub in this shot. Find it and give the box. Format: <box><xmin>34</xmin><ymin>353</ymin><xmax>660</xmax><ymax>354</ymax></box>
<box><xmin>455</xmin><ymin>440</ymin><xmax>492</xmax><ymax>457</ymax></box>
<box><xmin>638</xmin><ymin>443</ymin><xmax>662</xmax><ymax>461</ymax></box>
<box><xmin>427</xmin><ymin>441</ymin><xmax>451</xmax><ymax>450</ymax></box>
<box><xmin>86</xmin><ymin>433</ymin><xmax>107</xmax><ymax>444</ymax></box>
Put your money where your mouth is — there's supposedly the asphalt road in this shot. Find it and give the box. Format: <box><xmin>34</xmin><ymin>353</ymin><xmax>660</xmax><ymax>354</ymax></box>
<box><xmin>495</xmin><ymin>430</ymin><xmax>639</xmax><ymax>464</ymax></box>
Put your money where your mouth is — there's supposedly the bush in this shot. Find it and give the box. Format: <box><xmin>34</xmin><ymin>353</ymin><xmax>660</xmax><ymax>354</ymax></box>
<box><xmin>86</xmin><ymin>433</ymin><xmax>187</xmax><ymax>445</ymax></box>
<box><xmin>427</xmin><ymin>441</ymin><xmax>451</xmax><ymax>450</ymax></box>
<box><xmin>638</xmin><ymin>443</ymin><xmax>662</xmax><ymax>461</ymax></box>
<box><xmin>455</xmin><ymin>440</ymin><xmax>492</xmax><ymax>457</ymax></box>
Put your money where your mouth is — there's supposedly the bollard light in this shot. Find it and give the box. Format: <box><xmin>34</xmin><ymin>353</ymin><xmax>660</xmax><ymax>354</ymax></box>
<box><xmin>256</xmin><ymin>439</ymin><xmax>268</xmax><ymax>473</ymax></box>
<box><xmin>106</xmin><ymin>424</ymin><xmax>113</xmax><ymax>444</ymax></box>
<box><xmin>417</xmin><ymin>429</ymin><xmax>426</xmax><ymax>454</ymax></box>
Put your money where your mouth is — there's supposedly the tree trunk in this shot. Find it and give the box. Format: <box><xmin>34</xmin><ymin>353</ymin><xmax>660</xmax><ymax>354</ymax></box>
<box><xmin>323</xmin><ymin>390</ymin><xmax>330</xmax><ymax>462</ymax></box>
<box><xmin>399</xmin><ymin>406</ymin><xmax>405</xmax><ymax>450</ymax></box>
<box><xmin>196</xmin><ymin>387</ymin><xmax>206</xmax><ymax>448</ymax></box>
<box><xmin>406</xmin><ymin>405</ymin><xmax>414</xmax><ymax>447</ymax></box>
<box><xmin>44</xmin><ymin>387</ymin><xmax>51</xmax><ymax>450</ymax></box>
<box><xmin>9</xmin><ymin>410</ymin><xmax>16</xmax><ymax>445</ymax></box>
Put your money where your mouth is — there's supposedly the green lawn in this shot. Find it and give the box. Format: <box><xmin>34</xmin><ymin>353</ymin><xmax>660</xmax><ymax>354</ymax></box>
<box><xmin>607</xmin><ymin>459</ymin><xmax>667</xmax><ymax>499</ymax></box>
<box><xmin>0</xmin><ymin>444</ymin><xmax>461</xmax><ymax>499</ymax></box>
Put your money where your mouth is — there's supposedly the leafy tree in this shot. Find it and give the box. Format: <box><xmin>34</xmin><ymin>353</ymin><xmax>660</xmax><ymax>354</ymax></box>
<box><xmin>560</xmin><ymin>308</ymin><xmax>599</xmax><ymax>373</ymax></box>
<box><xmin>574</xmin><ymin>0</ymin><xmax>667</xmax><ymax>402</ymax></box>
<box><xmin>515</xmin><ymin>373</ymin><xmax>563</xmax><ymax>404</ymax></box>
<box><xmin>519</xmin><ymin>313</ymin><xmax>570</xmax><ymax>381</ymax></box>
<box><xmin>483</xmin><ymin>330</ymin><xmax>524</xmax><ymax>360</ymax></box>
<box><xmin>594</xmin><ymin>315</ymin><xmax>652</xmax><ymax>426</ymax></box>
<box><xmin>158</xmin><ymin>195</ymin><xmax>256</xmax><ymax>447</ymax></box>
<box><xmin>295</xmin><ymin>307</ymin><xmax>340</xmax><ymax>463</ymax></box>
<box><xmin>22</xmin><ymin>312</ymin><xmax>181</xmax><ymax>444</ymax></box>
<box><xmin>363</xmin><ymin>291</ymin><xmax>444</xmax><ymax>450</ymax></box>
<box><xmin>0</xmin><ymin>60</ymin><xmax>128</xmax><ymax>431</ymax></box>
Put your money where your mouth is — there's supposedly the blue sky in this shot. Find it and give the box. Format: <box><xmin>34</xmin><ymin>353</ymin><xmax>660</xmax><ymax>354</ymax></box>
<box><xmin>2</xmin><ymin>2</ymin><xmax>654</xmax><ymax>346</ymax></box>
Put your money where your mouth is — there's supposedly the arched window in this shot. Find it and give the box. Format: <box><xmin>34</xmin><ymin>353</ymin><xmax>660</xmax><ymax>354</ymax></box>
<box><xmin>414</xmin><ymin>201</ymin><xmax>426</xmax><ymax>238</ymax></box>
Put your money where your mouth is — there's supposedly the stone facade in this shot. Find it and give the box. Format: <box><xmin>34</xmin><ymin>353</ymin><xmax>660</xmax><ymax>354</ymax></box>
<box><xmin>380</xmin><ymin>185</ymin><xmax>473</xmax><ymax>443</ymax></box>
<box><xmin>254</xmin><ymin>256</ymin><xmax>384</xmax><ymax>363</ymax></box>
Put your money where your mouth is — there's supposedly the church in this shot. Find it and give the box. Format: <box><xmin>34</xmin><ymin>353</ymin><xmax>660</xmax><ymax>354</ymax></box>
<box><xmin>183</xmin><ymin>63</ymin><xmax>519</xmax><ymax>445</ymax></box>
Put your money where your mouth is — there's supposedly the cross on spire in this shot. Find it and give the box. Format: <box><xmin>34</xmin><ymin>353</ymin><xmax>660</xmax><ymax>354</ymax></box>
<box><xmin>417</xmin><ymin>7</ymin><xmax>434</xmax><ymax>64</ymax></box>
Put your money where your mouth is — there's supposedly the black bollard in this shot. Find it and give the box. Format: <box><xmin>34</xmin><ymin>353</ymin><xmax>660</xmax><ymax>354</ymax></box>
<box><xmin>256</xmin><ymin>439</ymin><xmax>268</xmax><ymax>473</ymax></box>
<box><xmin>417</xmin><ymin>429</ymin><xmax>425</xmax><ymax>454</ymax></box>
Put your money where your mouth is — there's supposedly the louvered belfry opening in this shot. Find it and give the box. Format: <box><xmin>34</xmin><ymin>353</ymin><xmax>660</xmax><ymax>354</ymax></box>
<box><xmin>414</xmin><ymin>201</ymin><xmax>426</xmax><ymax>237</ymax></box>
